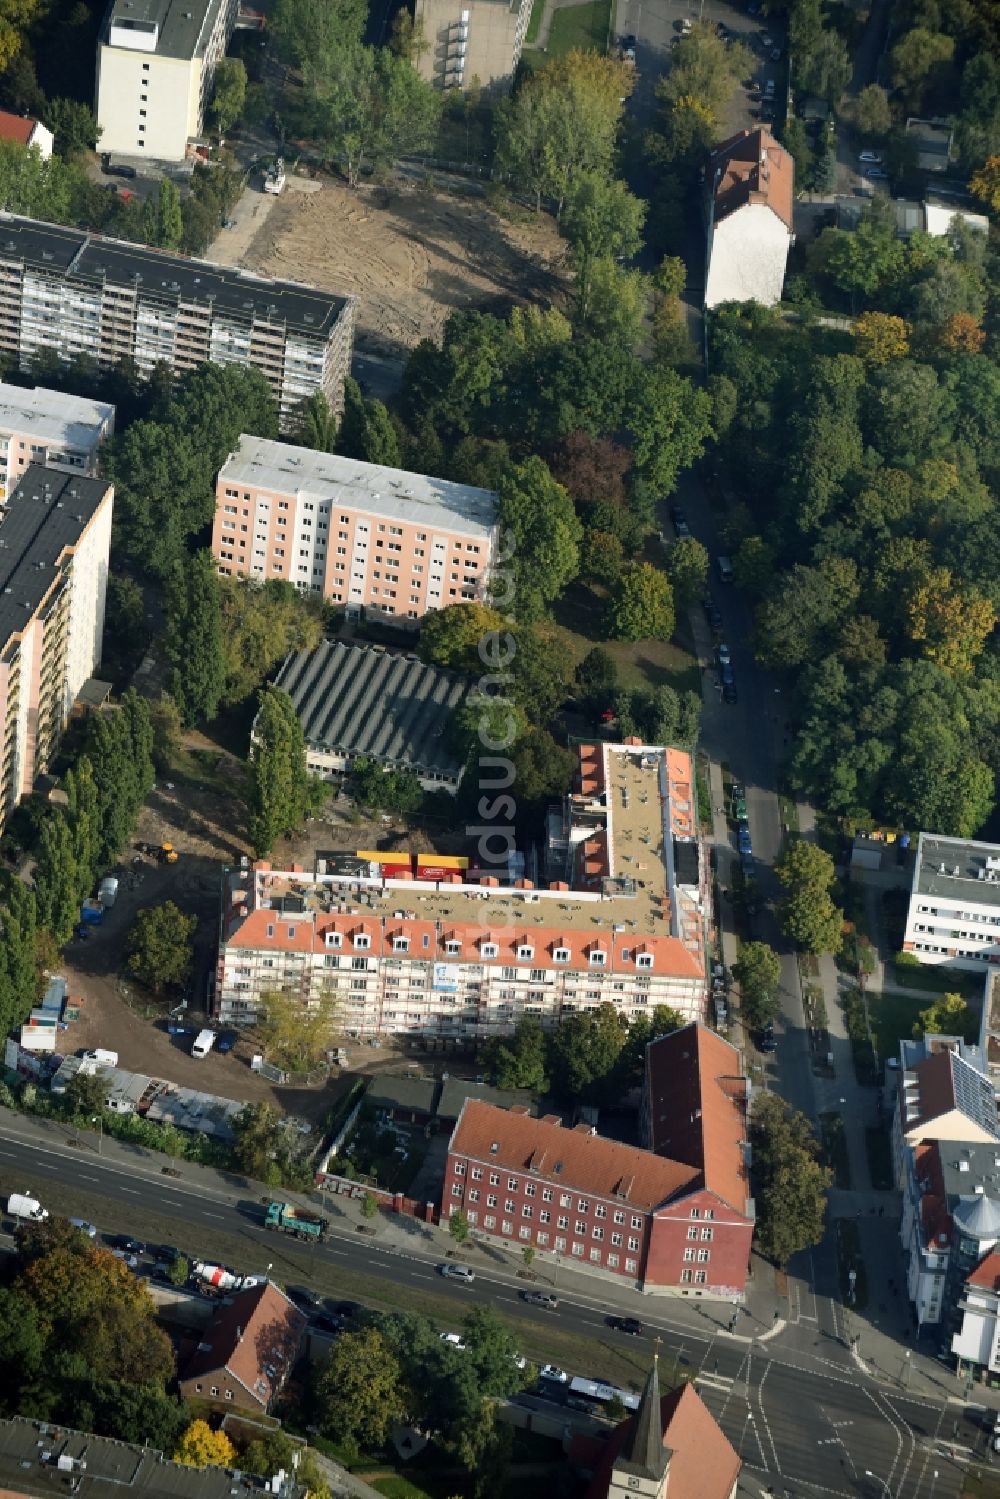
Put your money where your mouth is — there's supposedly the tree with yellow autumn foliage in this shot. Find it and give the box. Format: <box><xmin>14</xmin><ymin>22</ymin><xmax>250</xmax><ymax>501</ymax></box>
<box><xmin>969</xmin><ymin>156</ymin><xmax>1000</xmax><ymax>212</ymax></box>
<box><xmin>937</xmin><ymin>311</ymin><xmax>986</xmax><ymax>356</ymax></box>
<box><xmin>174</xmin><ymin>1421</ymin><xmax>238</xmax><ymax>1469</ymax></box>
<box><xmin>907</xmin><ymin>567</ymin><xmax>996</xmax><ymax>674</ymax></box>
<box><xmin>852</xmin><ymin>311</ymin><xmax>910</xmax><ymax>365</ymax></box>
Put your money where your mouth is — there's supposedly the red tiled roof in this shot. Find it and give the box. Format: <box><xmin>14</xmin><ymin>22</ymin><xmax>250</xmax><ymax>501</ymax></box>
<box><xmin>0</xmin><ymin>111</ymin><xmax>35</xmax><ymax>146</ymax></box>
<box><xmin>585</xmin><ymin>1382</ymin><xmax>741</xmax><ymax>1499</ymax></box>
<box><xmin>969</xmin><ymin>1249</ymin><xmax>1000</xmax><ymax>1292</ymax></box>
<box><xmin>709</xmin><ymin>128</ymin><xmax>794</xmax><ymax>233</ymax></box>
<box><xmin>182</xmin><ymin>1281</ymin><xmax>306</xmax><ymax>1407</ymax></box>
<box><xmin>645</xmin><ymin>1023</ymin><xmax>750</xmax><ymax>1215</ymax></box>
<box><xmin>915</xmin><ymin>1142</ymin><xmax>950</xmax><ymax>1250</ymax></box>
<box><xmin>449</xmin><ymin>1099</ymin><xmax>699</xmax><ymax>1211</ymax></box>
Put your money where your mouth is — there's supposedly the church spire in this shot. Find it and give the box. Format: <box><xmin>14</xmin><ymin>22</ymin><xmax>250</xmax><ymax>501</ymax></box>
<box><xmin>620</xmin><ymin>1342</ymin><xmax>669</xmax><ymax>1480</ymax></box>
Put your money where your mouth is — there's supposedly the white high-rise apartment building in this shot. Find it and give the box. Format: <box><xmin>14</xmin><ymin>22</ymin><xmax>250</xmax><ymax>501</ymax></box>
<box><xmin>96</xmin><ymin>0</ymin><xmax>238</xmax><ymax>163</ymax></box>
<box><xmin>903</xmin><ymin>832</ymin><xmax>1000</xmax><ymax>970</ymax></box>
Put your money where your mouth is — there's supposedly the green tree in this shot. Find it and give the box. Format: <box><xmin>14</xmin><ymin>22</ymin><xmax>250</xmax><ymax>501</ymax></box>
<box><xmin>854</xmin><ymin>84</ymin><xmax>891</xmax><ymax>139</ymax></box>
<box><xmin>497</xmin><ymin>458</ymin><xmax>581</xmax><ymax>622</ymax></box>
<box><xmin>449</xmin><ymin>1209</ymin><xmax>470</xmax><ymax>1245</ymax></box>
<box><xmin>495</xmin><ymin>51</ymin><xmax>631</xmax><ymax>212</ymax></box>
<box><xmin>301</xmin><ymin>45</ymin><xmax>441</xmax><ymax>187</ymax></box>
<box><xmin>164</xmin><ymin>551</ymin><xmax>224</xmax><ymax>727</ymax></box>
<box><xmin>108</xmin><ymin>423</ymin><xmax>212</xmax><ymax>577</ymax></box>
<box><xmin>336</xmin><ymin>377</ymin><xmax>402</xmax><ymax>466</ymax></box>
<box><xmin>166</xmin><ymin>1255</ymin><xmax>190</xmax><ymax>1288</ymax></box>
<box><xmin>798</xmin><ymin>29</ymin><xmax>851</xmax><ymax>107</ymax></box>
<box><xmin>63</xmin><ymin>1070</ymin><xmax>110</xmax><ymax>1119</ymax></box>
<box><xmin>231</xmin><ymin>1102</ymin><xmax>289</xmax><ymax>1183</ymax></box>
<box><xmin>361</xmin><ymin>1192</ymin><xmax>380</xmax><ymax>1222</ymax></box>
<box><xmin>219</xmin><ymin>576</ymin><xmax>324</xmax><ymax>708</ymax></box>
<box><xmin>913</xmin><ymin>991</ymin><xmax>978</xmax><ymax>1044</ymax></box>
<box><xmin>295</xmin><ymin>391</ymin><xmax>338</xmax><ymax>452</ymax></box>
<box><xmin>576</xmin><ymin>645</ymin><xmax>617</xmax><ymax>709</ymax></box>
<box><xmin>461</xmin><ymin>1305</ymin><xmax>526</xmax><ymax>1396</ymax></box>
<box><xmin>665</xmin><ymin>535</ymin><xmax>708</xmax><ymax>607</ymax></box>
<box><xmin>750</xmin><ymin>1093</ymin><xmax>831</xmax><ymax>1267</ymax></box>
<box><xmin>418</xmin><ymin>602</ymin><xmax>509</xmax><ymax>673</ymax></box>
<box><xmin>732</xmin><ymin>941</ymin><xmax>782</xmax><ymax>1029</ymax></box>
<box><xmin>33</xmin><ymin>812</ymin><xmax>79</xmax><ymax>944</ymax></box>
<box><xmin>548</xmin><ymin>1004</ymin><xmax>629</xmax><ymax>1105</ymax></box>
<box><xmin>209</xmin><ymin>58</ymin><xmax>247</xmax><ymax>134</ymax></box>
<box><xmin>241</xmin><ymin>1431</ymin><xmax>297</xmax><ymax>1480</ymax></box>
<box><xmin>560</xmin><ymin>173</ymin><xmax>646</xmax><ymax>319</ymax></box>
<box><xmin>482</xmin><ymin>1018</ymin><xmax>549</xmax><ymax>1090</ymax></box>
<box><xmin>247</xmin><ymin>686</ymin><xmax>314</xmax><ymax>857</ymax></box>
<box><xmin>891</xmin><ymin>28</ymin><xmax>954</xmax><ymax>111</ymax></box>
<box><xmin>509</xmin><ymin>728</ymin><xmax>575</xmax><ymax>802</ymax></box>
<box><xmin>775</xmin><ymin>842</ymin><xmax>843</xmax><ymax>956</ymax></box>
<box><xmin>125</xmin><ymin>902</ymin><xmax>196</xmax><ymax>993</ymax></box>
<box><xmin>626</xmin><ymin>367</ymin><xmax>713</xmax><ymax>496</ymax></box>
<box><xmin>46</xmin><ymin>97</ymin><xmax>101</xmax><ymax>158</ymax></box>
<box><xmin>153</xmin><ymin>178</ymin><xmax>183</xmax><ymax>251</ymax></box>
<box><xmin>271</xmin><ymin>0</ymin><xmax>368</xmax><ymax>72</ymax></box>
<box><xmin>607</xmin><ymin>563</ymin><xmax>675</xmax><ymax>642</ymax></box>
<box><xmin>314</xmin><ymin>1326</ymin><xmax>405</xmax><ymax>1454</ymax></box>
<box><xmin>258</xmin><ymin>986</ymin><xmax>338</xmax><ymax>1070</ymax></box>
<box><xmin>174</xmin><ymin>1421</ymin><xmax>237</xmax><ymax>1468</ymax></box>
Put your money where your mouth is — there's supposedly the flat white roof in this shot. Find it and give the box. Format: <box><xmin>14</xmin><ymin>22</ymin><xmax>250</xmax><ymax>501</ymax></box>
<box><xmin>220</xmin><ymin>435</ymin><xmax>498</xmax><ymax>540</ymax></box>
<box><xmin>0</xmin><ymin>383</ymin><xmax>114</xmax><ymax>450</ymax></box>
<box><xmin>924</xmin><ymin>202</ymin><xmax>989</xmax><ymax>237</ymax></box>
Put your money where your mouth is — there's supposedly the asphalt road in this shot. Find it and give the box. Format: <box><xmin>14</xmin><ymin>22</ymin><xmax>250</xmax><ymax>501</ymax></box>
<box><xmin>0</xmin><ymin>1127</ymin><xmax>992</xmax><ymax>1496</ymax></box>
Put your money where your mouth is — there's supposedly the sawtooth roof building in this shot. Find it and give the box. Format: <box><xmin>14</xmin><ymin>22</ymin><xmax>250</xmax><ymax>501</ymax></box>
<box><xmin>442</xmin><ymin>1023</ymin><xmax>751</xmax><ymax>1295</ymax></box>
<box><xmin>273</xmin><ymin>639</ymin><xmax>473</xmax><ymax>792</ymax></box>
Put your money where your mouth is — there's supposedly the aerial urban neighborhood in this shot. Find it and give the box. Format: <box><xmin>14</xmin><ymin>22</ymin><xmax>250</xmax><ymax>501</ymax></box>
<box><xmin>0</xmin><ymin>0</ymin><xmax>994</xmax><ymax>1495</ymax></box>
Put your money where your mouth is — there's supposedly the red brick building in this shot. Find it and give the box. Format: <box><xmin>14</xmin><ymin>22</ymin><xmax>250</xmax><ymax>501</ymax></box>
<box><xmin>443</xmin><ymin>1024</ymin><xmax>753</xmax><ymax>1297</ymax></box>
<box><xmin>641</xmin><ymin>1024</ymin><xmax>754</xmax><ymax>1298</ymax></box>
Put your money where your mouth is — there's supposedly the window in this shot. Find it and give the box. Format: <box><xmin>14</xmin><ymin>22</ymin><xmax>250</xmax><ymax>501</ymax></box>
<box><xmin>525</xmin><ymin>1183</ymin><xmax>536</xmax><ymax>1197</ymax></box>
<box><xmin>595</xmin><ymin>1204</ymin><xmax>607</xmax><ymax>1219</ymax></box>
<box><xmin>485</xmin><ymin>1215</ymin><xmax>495</xmax><ymax>1229</ymax></box>
<box><xmin>575</xmin><ymin>1220</ymin><xmax>587</xmax><ymax>1235</ymax></box>
<box><xmin>471</xmin><ymin>1168</ymin><xmax>483</xmax><ymax>1180</ymax></box>
<box><xmin>520</xmin><ymin>1226</ymin><xmax>531</xmax><ymax>1240</ymax></box>
<box><xmin>469</xmin><ymin>1190</ymin><xmax>480</xmax><ymax>1203</ymax></box>
<box><xmin>540</xmin><ymin>1211</ymin><xmax>550</xmax><ymax>1225</ymax></box>
<box><xmin>625</xmin><ymin>1259</ymin><xmax>637</xmax><ymax>1274</ymax></box>
<box><xmin>628</xmin><ymin>1237</ymin><xmax>639</xmax><ymax>1251</ymax></box>
<box><xmin>614</xmin><ymin>1210</ymin><xmax>625</xmax><ymax>1224</ymax></box>
<box><xmin>631</xmin><ymin>1216</ymin><xmax>643</xmax><ymax>1229</ymax></box>
<box><xmin>578</xmin><ymin>1199</ymin><xmax>590</xmax><ymax>1213</ymax></box>
<box><xmin>451</xmin><ymin>1184</ymin><xmax>462</xmax><ymax>1198</ymax></box>
<box><xmin>487</xmin><ymin>1195</ymin><xmax>497</xmax><ymax>1208</ymax></box>
<box><xmin>454</xmin><ymin>1163</ymin><xmax>466</xmax><ymax>1177</ymax></box>
<box><xmin>518</xmin><ymin>946</ymin><xmax>534</xmax><ymax>961</ymax></box>
<box><xmin>489</xmin><ymin>1172</ymin><xmax>499</xmax><ymax>1185</ymax></box>
<box><xmin>505</xmin><ymin>1200</ymin><xmax>515</xmax><ymax>1214</ymax></box>
<box><xmin>683</xmin><ymin>1248</ymin><xmax>694</xmax><ymax>1262</ymax></box>
<box><xmin>611</xmin><ymin>1232</ymin><xmax>622</xmax><ymax>1247</ymax></box>
<box><xmin>592</xmin><ymin>1226</ymin><xmax>604</xmax><ymax>1241</ymax></box>
<box><xmin>695</xmin><ymin>1271</ymin><xmax>707</xmax><ymax>1285</ymax></box>
<box><xmin>502</xmin><ymin>1220</ymin><xmax>513</xmax><ymax>1235</ymax></box>
<box><xmin>561</xmin><ymin>1194</ymin><xmax>572</xmax><ymax>1208</ymax></box>
<box><xmin>608</xmin><ymin>1253</ymin><xmax>619</xmax><ymax>1268</ymax></box>
<box><xmin>538</xmin><ymin>1232</ymin><xmax>549</xmax><ymax>1247</ymax></box>
<box><xmin>542</xmin><ymin>1188</ymin><xmax>553</xmax><ymax>1202</ymax></box>
<box><xmin>572</xmin><ymin>1243</ymin><xmax>584</xmax><ymax>1257</ymax></box>
<box><xmin>702</xmin><ymin>1227</ymin><xmax>713</xmax><ymax>1241</ymax></box>
<box><xmin>690</xmin><ymin>1208</ymin><xmax>701</xmax><ymax>1219</ymax></box>
<box><xmin>687</xmin><ymin>1227</ymin><xmax>699</xmax><ymax>1240</ymax></box>
<box><xmin>557</xmin><ymin>1215</ymin><xmax>568</xmax><ymax>1230</ymax></box>
<box><xmin>508</xmin><ymin>1177</ymin><xmax>519</xmax><ymax>1191</ymax></box>
<box><xmin>554</xmin><ymin>947</ymin><xmax>570</xmax><ymax>963</ymax></box>
<box><xmin>697</xmin><ymin>1249</ymin><xmax>710</xmax><ymax>1263</ymax></box>
<box><xmin>680</xmin><ymin>1269</ymin><xmax>692</xmax><ymax>1284</ymax></box>
<box><xmin>210</xmin><ymin>1386</ymin><xmax>219</xmax><ymax>1397</ymax></box>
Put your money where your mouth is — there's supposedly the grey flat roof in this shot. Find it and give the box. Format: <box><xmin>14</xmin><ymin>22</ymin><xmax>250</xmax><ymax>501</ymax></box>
<box><xmin>367</xmin><ymin>1074</ymin><xmax>439</xmax><ymax>1113</ymax></box>
<box><xmin>0</xmin><ymin>215</ymin><xmax>350</xmax><ymax>338</ymax></box>
<box><xmin>0</xmin><ymin>466</ymin><xmax>110</xmax><ymax>647</ymax></box>
<box><xmin>0</xmin><ymin>1416</ymin><xmax>305</xmax><ymax>1499</ymax></box>
<box><xmin>940</xmin><ymin>1140</ymin><xmax>1000</xmax><ymax>1203</ymax></box>
<box><xmin>106</xmin><ymin>0</ymin><xmax>223</xmax><ymax>60</ymax></box>
<box><xmin>436</xmin><ymin>1077</ymin><xmax>542</xmax><ymax>1121</ymax></box>
<box><xmin>915</xmin><ymin>832</ymin><xmax>1000</xmax><ymax>909</ymax></box>
<box><xmin>220</xmin><ymin>435</ymin><xmax>498</xmax><ymax>539</ymax></box>
<box><xmin>276</xmin><ymin>640</ymin><xmax>473</xmax><ymax>779</ymax></box>
<box><xmin>0</xmin><ymin>382</ymin><xmax>114</xmax><ymax>450</ymax></box>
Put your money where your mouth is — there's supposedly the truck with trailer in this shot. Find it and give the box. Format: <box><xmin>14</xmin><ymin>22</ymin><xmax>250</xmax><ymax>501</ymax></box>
<box><xmin>264</xmin><ymin>1201</ymin><xmax>329</xmax><ymax>1240</ymax></box>
<box><xmin>7</xmin><ymin>1192</ymin><xmax>49</xmax><ymax>1221</ymax></box>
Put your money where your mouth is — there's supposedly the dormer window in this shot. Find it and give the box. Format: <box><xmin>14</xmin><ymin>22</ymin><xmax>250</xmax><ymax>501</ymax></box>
<box><xmin>325</xmin><ymin>931</ymin><xmax>341</xmax><ymax>948</ymax></box>
<box><xmin>636</xmin><ymin>952</ymin><xmax>653</xmax><ymax>969</ymax></box>
<box><xmin>393</xmin><ymin>936</ymin><xmax>409</xmax><ymax>952</ymax></box>
<box><xmin>445</xmin><ymin>940</ymin><xmax>461</xmax><ymax>955</ymax></box>
<box><xmin>353</xmin><ymin>933</ymin><xmax>371</xmax><ymax>951</ymax></box>
<box><xmin>554</xmin><ymin>947</ymin><xmax>571</xmax><ymax>963</ymax></box>
<box><xmin>589</xmin><ymin>949</ymin><xmax>606</xmax><ymax>966</ymax></box>
<box><xmin>481</xmin><ymin>942</ymin><xmax>499</xmax><ymax>958</ymax></box>
<box><xmin>517</xmin><ymin>945</ymin><xmax>534</xmax><ymax>961</ymax></box>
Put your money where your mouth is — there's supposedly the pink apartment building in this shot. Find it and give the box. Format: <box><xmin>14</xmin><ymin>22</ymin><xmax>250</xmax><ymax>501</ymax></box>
<box><xmin>0</xmin><ymin>383</ymin><xmax>115</xmax><ymax>509</ymax></box>
<box><xmin>212</xmin><ymin>435</ymin><xmax>499</xmax><ymax>622</ymax></box>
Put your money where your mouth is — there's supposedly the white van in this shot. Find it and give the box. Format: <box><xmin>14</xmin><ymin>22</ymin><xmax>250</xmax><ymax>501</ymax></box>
<box><xmin>191</xmin><ymin>1029</ymin><xmax>216</xmax><ymax>1059</ymax></box>
<box><xmin>84</xmin><ymin>1048</ymin><xmax>118</xmax><ymax>1068</ymax></box>
<box><xmin>8</xmin><ymin>1192</ymin><xmax>48</xmax><ymax>1221</ymax></box>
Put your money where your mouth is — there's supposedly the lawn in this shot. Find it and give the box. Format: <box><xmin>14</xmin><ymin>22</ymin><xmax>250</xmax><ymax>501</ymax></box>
<box><xmin>549</xmin><ymin>581</ymin><xmax>700</xmax><ymax>696</ymax></box>
<box><xmin>547</xmin><ymin>0</ymin><xmax>612</xmax><ymax>53</ymax></box>
<box><xmin>868</xmin><ymin>988</ymin><xmax>925</xmax><ymax>1062</ymax></box>
<box><xmin>888</xmin><ymin>960</ymin><xmax>982</xmax><ymax>999</ymax></box>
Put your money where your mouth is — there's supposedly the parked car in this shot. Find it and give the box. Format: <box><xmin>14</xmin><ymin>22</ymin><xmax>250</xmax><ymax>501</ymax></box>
<box><xmin>215</xmin><ymin>1029</ymin><xmax>238</xmax><ymax>1054</ymax></box>
<box><xmin>288</xmin><ymin>1285</ymin><xmax>322</xmax><ymax>1311</ymax></box>
<box><xmin>765</xmin><ymin>78</ymin><xmax>775</xmax><ymax>95</ymax></box>
<box><xmin>770</xmin><ymin>46</ymin><xmax>781</xmax><ymax>60</ymax></box>
<box><xmin>439</xmin><ymin>1262</ymin><xmax>476</xmax><ymax>1283</ymax></box>
<box><xmin>859</xmin><ymin>150</ymin><xmax>883</xmax><ymax>164</ymax></box>
<box><xmin>703</xmin><ymin>595</ymin><xmax>723</xmax><ymax>631</ymax></box>
<box><xmin>720</xmin><ymin>661</ymin><xmax>735</xmax><ymax>687</ymax></box>
<box><xmin>669</xmin><ymin>503</ymin><xmax>686</xmax><ymax>525</ymax></box>
<box><xmin>717</xmin><ymin>642</ymin><xmax>732</xmax><ymax>667</ymax></box>
<box><xmin>112</xmin><ymin>1249</ymin><xmax>139</xmax><ymax>1269</ymax></box>
<box><xmin>567</xmin><ymin>1396</ymin><xmax>595</xmax><ymax>1412</ymax></box>
<box><xmin>723</xmin><ymin>682</ymin><xmax>738</xmax><ymax>704</ymax></box>
<box><xmin>69</xmin><ymin>1218</ymin><xmax>98</xmax><ymax>1238</ymax></box>
<box><xmin>731</xmin><ymin>789</ymin><xmax>747</xmax><ymax>821</ymax></box>
<box><xmin>440</xmin><ymin>1332</ymin><xmax>466</xmax><ymax>1349</ymax></box>
<box><xmin>866</xmin><ymin>167</ymin><xmax>889</xmax><ymax>180</ymax></box>
<box><xmin>312</xmin><ymin>1313</ymin><xmax>347</xmax><ymax>1335</ymax></box>
<box><xmin>608</xmin><ymin>1316</ymin><xmax>645</xmax><ymax>1335</ymax></box>
<box><xmin>737</xmin><ymin>824</ymin><xmax>752</xmax><ymax>856</ymax></box>
<box><xmin>540</xmin><ymin>1364</ymin><xmax>569</xmax><ymax>1383</ymax></box>
<box><xmin>113</xmin><ymin>1236</ymin><xmax>146</xmax><ymax>1254</ymax></box>
<box><xmin>675</xmin><ymin>516</ymin><xmax>691</xmax><ymax>539</ymax></box>
<box><xmin>758</xmin><ymin>1024</ymin><xmax>777</xmax><ymax>1053</ymax></box>
<box><xmin>741</xmin><ymin>851</ymin><xmax>755</xmax><ymax>880</ymax></box>
<box><xmin>522</xmin><ymin>1290</ymin><xmax>559</xmax><ymax>1309</ymax></box>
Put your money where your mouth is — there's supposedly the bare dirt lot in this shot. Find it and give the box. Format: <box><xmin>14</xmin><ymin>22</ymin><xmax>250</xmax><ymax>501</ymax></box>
<box><xmin>240</xmin><ymin>177</ymin><xmax>569</xmax><ymax>357</ymax></box>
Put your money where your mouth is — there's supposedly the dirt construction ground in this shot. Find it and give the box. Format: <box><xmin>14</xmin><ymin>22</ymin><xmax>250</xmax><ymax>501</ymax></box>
<box><xmin>241</xmin><ymin>177</ymin><xmax>569</xmax><ymax>357</ymax></box>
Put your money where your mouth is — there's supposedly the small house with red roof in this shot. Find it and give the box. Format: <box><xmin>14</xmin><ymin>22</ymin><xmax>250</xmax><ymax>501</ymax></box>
<box><xmin>705</xmin><ymin>128</ymin><xmax>794</xmax><ymax>310</ymax></box>
<box><xmin>0</xmin><ymin>110</ymin><xmax>52</xmax><ymax>159</ymax></box>
<box><xmin>178</xmin><ymin>1281</ymin><xmax>306</xmax><ymax>1413</ymax></box>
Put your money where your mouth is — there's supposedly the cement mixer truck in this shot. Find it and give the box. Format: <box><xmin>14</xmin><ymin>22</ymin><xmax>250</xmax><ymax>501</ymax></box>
<box><xmin>192</xmin><ymin>1261</ymin><xmax>264</xmax><ymax>1294</ymax></box>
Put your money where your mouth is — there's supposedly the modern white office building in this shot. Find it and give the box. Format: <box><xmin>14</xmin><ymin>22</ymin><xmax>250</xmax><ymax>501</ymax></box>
<box><xmin>96</xmin><ymin>0</ymin><xmax>239</xmax><ymax>162</ymax></box>
<box><xmin>0</xmin><ymin>384</ymin><xmax>115</xmax><ymax>508</ymax></box>
<box><xmin>903</xmin><ymin>833</ymin><xmax>1000</xmax><ymax>970</ymax></box>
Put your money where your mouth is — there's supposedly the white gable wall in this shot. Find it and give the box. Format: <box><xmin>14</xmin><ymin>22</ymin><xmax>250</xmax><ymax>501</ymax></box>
<box><xmin>705</xmin><ymin>203</ymin><xmax>791</xmax><ymax>309</ymax></box>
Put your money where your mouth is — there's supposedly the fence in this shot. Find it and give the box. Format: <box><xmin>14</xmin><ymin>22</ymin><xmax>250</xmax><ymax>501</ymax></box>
<box><xmin>314</xmin><ymin>1169</ymin><xmax>437</xmax><ymax>1225</ymax></box>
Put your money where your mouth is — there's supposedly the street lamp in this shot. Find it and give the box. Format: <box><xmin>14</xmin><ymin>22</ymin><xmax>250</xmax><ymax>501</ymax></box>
<box><xmin>864</xmin><ymin>1472</ymin><xmax>892</xmax><ymax>1498</ymax></box>
<box><xmin>91</xmin><ymin>1115</ymin><xmax>103</xmax><ymax>1156</ymax></box>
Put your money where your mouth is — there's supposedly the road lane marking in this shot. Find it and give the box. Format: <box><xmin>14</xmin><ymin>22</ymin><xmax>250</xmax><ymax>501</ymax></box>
<box><xmin>202</xmin><ymin>1212</ymin><xmax>224</xmax><ymax>1219</ymax></box>
<box><xmin>121</xmin><ymin>1187</ymin><xmax>138</xmax><ymax>1194</ymax></box>
<box><xmin>80</xmin><ymin>1175</ymin><xmax>99</xmax><ymax>1182</ymax></box>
